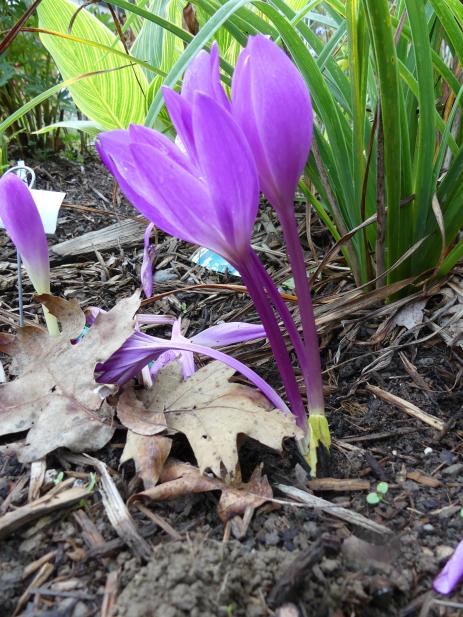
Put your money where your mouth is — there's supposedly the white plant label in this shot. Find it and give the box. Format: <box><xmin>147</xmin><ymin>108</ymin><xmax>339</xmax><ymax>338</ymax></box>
<box><xmin>0</xmin><ymin>188</ymin><xmax>66</xmax><ymax>235</ymax></box>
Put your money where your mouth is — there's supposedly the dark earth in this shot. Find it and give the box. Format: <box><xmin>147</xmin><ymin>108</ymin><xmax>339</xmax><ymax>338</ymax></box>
<box><xmin>0</xmin><ymin>153</ymin><xmax>462</xmax><ymax>617</ymax></box>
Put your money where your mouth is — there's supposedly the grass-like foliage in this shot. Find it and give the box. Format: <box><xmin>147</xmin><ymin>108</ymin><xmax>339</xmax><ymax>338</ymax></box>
<box><xmin>1</xmin><ymin>0</ymin><xmax>462</xmax><ymax>286</ymax></box>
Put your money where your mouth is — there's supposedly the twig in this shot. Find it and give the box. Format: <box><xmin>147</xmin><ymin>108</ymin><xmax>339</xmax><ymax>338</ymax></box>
<box><xmin>366</xmin><ymin>384</ymin><xmax>446</xmax><ymax>431</ymax></box>
<box><xmin>275</xmin><ymin>484</ymin><xmax>392</xmax><ymax>542</ymax></box>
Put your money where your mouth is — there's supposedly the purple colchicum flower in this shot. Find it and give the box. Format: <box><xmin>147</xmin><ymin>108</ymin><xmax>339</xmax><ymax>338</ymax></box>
<box><xmin>141</xmin><ymin>223</ymin><xmax>156</xmax><ymax>298</ymax></box>
<box><xmin>83</xmin><ymin>308</ymin><xmax>271</xmax><ymax>405</ymax></box>
<box><xmin>0</xmin><ymin>174</ymin><xmax>50</xmax><ymax>294</ymax></box>
<box><xmin>232</xmin><ymin>35</ymin><xmax>313</xmax><ymax>209</ymax></box>
<box><xmin>174</xmin><ymin>37</ymin><xmax>326</xmax><ymax>442</ymax></box>
<box><xmin>97</xmin><ymin>67</ymin><xmax>307</xmax><ymax>427</ymax></box>
<box><xmin>97</xmin><ymin>94</ymin><xmax>259</xmax><ymax>263</ymax></box>
<box><xmin>433</xmin><ymin>539</ymin><xmax>463</xmax><ymax>595</ymax></box>
<box><xmin>96</xmin><ymin>37</ymin><xmax>331</xmax><ymax>461</ymax></box>
<box><xmin>0</xmin><ymin>173</ymin><xmax>59</xmax><ymax>336</ymax></box>
<box><xmin>232</xmin><ymin>36</ymin><xmax>325</xmax><ymax>431</ymax></box>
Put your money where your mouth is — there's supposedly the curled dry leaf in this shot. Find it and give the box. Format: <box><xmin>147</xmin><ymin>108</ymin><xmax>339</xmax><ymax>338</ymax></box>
<box><xmin>120</xmin><ymin>431</ymin><xmax>172</xmax><ymax>489</ymax></box>
<box><xmin>118</xmin><ymin>361</ymin><xmax>302</xmax><ymax>478</ymax></box>
<box><xmin>130</xmin><ymin>459</ymin><xmax>272</xmax><ymax>523</ymax></box>
<box><xmin>0</xmin><ymin>293</ymin><xmax>140</xmax><ymax>463</ymax></box>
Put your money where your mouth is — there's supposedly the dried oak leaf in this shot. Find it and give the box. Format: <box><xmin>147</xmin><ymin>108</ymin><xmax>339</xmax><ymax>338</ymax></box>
<box><xmin>120</xmin><ymin>431</ymin><xmax>172</xmax><ymax>489</ymax></box>
<box><xmin>118</xmin><ymin>361</ymin><xmax>302</xmax><ymax>477</ymax></box>
<box><xmin>130</xmin><ymin>459</ymin><xmax>273</xmax><ymax>523</ymax></box>
<box><xmin>0</xmin><ymin>292</ymin><xmax>140</xmax><ymax>463</ymax></box>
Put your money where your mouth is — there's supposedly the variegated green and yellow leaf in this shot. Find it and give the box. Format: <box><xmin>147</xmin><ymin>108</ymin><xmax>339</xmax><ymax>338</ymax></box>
<box><xmin>37</xmin><ymin>0</ymin><xmax>148</xmax><ymax>129</ymax></box>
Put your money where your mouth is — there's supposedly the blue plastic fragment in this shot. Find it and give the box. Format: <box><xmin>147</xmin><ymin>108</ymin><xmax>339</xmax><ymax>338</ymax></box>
<box><xmin>191</xmin><ymin>247</ymin><xmax>240</xmax><ymax>277</ymax></box>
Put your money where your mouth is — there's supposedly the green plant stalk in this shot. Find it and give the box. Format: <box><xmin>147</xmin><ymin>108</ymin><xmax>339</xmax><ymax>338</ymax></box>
<box><xmin>363</xmin><ymin>0</ymin><xmax>403</xmax><ymax>280</ymax></box>
<box><xmin>436</xmin><ymin>241</ymin><xmax>463</xmax><ymax>278</ymax></box>
<box><xmin>43</xmin><ymin>306</ymin><xmax>59</xmax><ymax>336</ymax></box>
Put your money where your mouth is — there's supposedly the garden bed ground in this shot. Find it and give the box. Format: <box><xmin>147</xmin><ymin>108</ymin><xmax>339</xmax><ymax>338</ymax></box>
<box><xmin>0</xmin><ymin>154</ymin><xmax>462</xmax><ymax>617</ymax></box>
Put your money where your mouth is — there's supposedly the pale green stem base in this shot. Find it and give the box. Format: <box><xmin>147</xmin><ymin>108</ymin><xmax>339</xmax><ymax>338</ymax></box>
<box><xmin>298</xmin><ymin>413</ymin><xmax>332</xmax><ymax>476</ymax></box>
<box><xmin>43</xmin><ymin>306</ymin><xmax>60</xmax><ymax>336</ymax></box>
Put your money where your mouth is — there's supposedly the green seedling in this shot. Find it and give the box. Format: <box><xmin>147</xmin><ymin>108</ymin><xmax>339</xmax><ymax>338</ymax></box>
<box><xmin>87</xmin><ymin>472</ymin><xmax>98</xmax><ymax>492</ymax></box>
<box><xmin>366</xmin><ymin>482</ymin><xmax>389</xmax><ymax>506</ymax></box>
<box><xmin>53</xmin><ymin>470</ymin><xmax>65</xmax><ymax>485</ymax></box>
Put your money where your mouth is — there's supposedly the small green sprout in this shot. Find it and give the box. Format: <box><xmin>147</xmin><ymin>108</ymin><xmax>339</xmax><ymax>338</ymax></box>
<box><xmin>87</xmin><ymin>472</ymin><xmax>98</xmax><ymax>492</ymax></box>
<box><xmin>367</xmin><ymin>482</ymin><xmax>389</xmax><ymax>506</ymax></box>
<box><xmin>53</xmin><ymin>471</ymin><xmax>65</xmax><ymax>485</ymax></box>
<box><xmin>377</xmin><ymin>482</ymin><xmax>389</xmax><ymax>495</ymax></box>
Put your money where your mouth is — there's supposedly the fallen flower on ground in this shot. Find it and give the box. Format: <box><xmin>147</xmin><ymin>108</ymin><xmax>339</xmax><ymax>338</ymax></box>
<box><xmin>433</xmin><ymin>539</ymin><xmax>463</xmax><ymax>595</ymax></box>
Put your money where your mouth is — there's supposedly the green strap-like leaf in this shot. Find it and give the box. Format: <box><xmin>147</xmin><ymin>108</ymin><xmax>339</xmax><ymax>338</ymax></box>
<box><xmin>363</xmin><ymin>0</ymin><xmax>403</xmax><ymax>278</ymax></box>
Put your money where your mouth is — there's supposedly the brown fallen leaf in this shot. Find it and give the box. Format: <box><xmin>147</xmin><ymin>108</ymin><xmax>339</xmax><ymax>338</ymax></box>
<box><xmin>119</xmin><ymin>361</ymin><xmax>301</xmax><ymax>478</ymax></box>
<box><xmin>130</xmin><ymin>459</ymin><xmax>272</xmax><ymax>523</ymax></box>
<box><xmin>0</xmin><ymin>293</ymin><xmax>140</xmax><ymax>463</ymax></box>
<box><xmin>120</xmin><ymin>431</ymin><xmax>172</xmax><ymax>489</ymax></box>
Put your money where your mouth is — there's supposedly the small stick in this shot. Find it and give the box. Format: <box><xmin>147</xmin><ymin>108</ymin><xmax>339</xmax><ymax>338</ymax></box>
<box><xmin>22</xmin><ymin>551</ymin><xmax>56</xmax><ymax>579</ymax></box>
<box><xmin>366</xmin><ymin>384</ymin><xmax>446</xmax><ymax>431</ymax></box>
<box><xmin>136</xmin><ymin>503</ymin><xmax>181</xmax><ymax>541</ymax></box>
<box><xmin>13</xmin><ymin>562</ymin><xmax>54</xmax><ymax>616</ymax></box>
<box><xmin>101</xmin><ymin>570</ymin><xmax>119</xmax><ymax>617</ymax></box>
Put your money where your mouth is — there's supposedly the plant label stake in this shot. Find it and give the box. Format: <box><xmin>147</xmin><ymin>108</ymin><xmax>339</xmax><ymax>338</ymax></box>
<box><xmin>1</xmin><ymin>161</ymin><xmax>65</xmax><ymax>326</ymax></box>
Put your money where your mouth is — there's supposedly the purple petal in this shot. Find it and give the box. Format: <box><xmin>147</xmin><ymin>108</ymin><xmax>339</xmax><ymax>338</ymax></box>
<box><xmin>128</xmin><ymin>124</ymin><xmax>196</xmax><ymax>173</ymax></box>
<box><xmin>182</xmin><ymin>42</ymin><xmax>230</xmax><ymax>111</ymax></box>
<box><xmin>232</xmin><ymin>34</ymin><xmax>313</xmax><ymax>208</ymax></box>
<box><xmin>433</xmin><ymin>540</ymin><xmax>463</xmax><ymax>595</ymax></box>
<box><xmin>95</xmin><ymin>129</ymin><xmax>131</xmax><ymax>178</ymax></box>
<box><xmin>129</xmin><ymin>142</ymin><xmax>232</xmax><ymax>255</ymax></box>
<box><xmin>192</xmin><ymin>92</ymin><xmax>259</xmax><ymax>257</ymax></box>
<box><xmin>149</xmin><ymin>349</ymin><xmax>179</xmax><ymax>379</ymax></box>
<box><xmin>170</xmin><ymin>318</ymin><xmax>195</xmax><ymax>379</ymax></box>
<box><xmin>0</xmin><ymin>173</ymin><xmax>50</xmax><ymax>293</ymax></box>
<box><xmin>141</xmin><ymin>223</ymin><xmax>156</xmax><ymax>298</ymax></box>
<box><xmin>97</xmin><ymin>331</ymin><xmax>289</xmax><ymax>413</ymax></box>
<box><xmin>162</xmin><ymin>87</ymin><xmax>198</xmax><ymax>164</ymax></box>
<box><xmin>191</xmin><ymin>322</ymin><xmax>266</xmax><ymax>347</ymax></box>
<box><xmin>85</xmin><ymin>306</ymin><xmax>106</xmax><ymax>327</ymax></box>
<box><xmin>96</xmin><ymin>131</ymin><xmax>191</xmax><ymax>235</ymax></box>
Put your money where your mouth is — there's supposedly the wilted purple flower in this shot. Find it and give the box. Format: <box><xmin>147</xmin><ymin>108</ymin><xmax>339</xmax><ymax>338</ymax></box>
<box><xmin>97</xmin><ymin>327</ymin><xmax>288</xmax><ymax>414</ymax></box>
<box><xmin>0</xmin><ymin>173</ymin><xmax>59</xmax><ymax>336</ymax></box>
<box><xmin>433</xmin><ymin>539</ymin><xmax>463</xmax><ymax>595</ymax></box>
<box><xmin>149</xmin><ymin>317</ymin><xmax>266</xmax><ymax>380</ymax></box>
<box><xmin>141</xmin><ymin>223</ymin><xmax>155</xmax><ymax>298</ymax></box>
